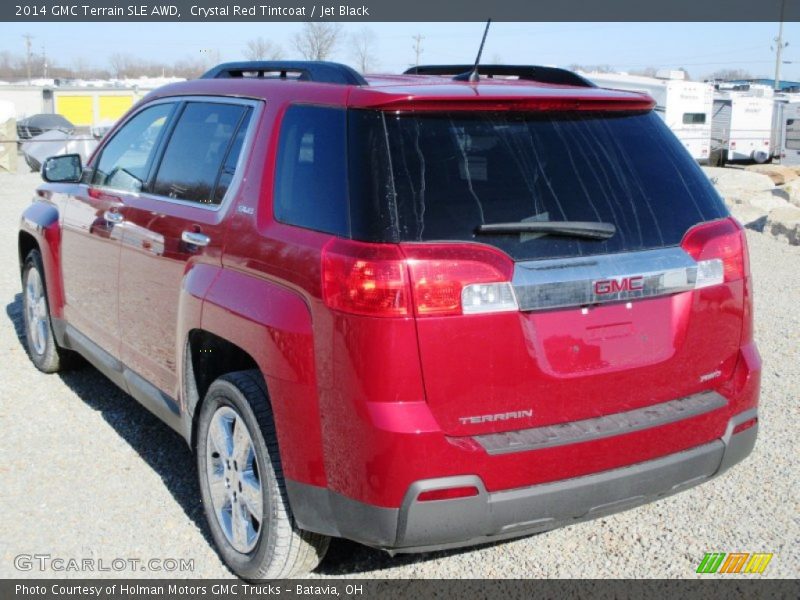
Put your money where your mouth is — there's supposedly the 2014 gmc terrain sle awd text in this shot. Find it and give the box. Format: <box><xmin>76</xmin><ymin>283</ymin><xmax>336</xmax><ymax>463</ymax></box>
<box><xmin>18</xmin><ymin>61</ymin><xmax>760</xmax><ymax>579</ymax></box>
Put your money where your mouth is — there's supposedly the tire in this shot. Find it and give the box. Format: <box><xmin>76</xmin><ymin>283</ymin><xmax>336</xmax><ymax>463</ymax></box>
<box><xmin>21</xmin><ymin>250</ymin><xmax>81</xmax><ymax>373</ymax></box>
<box><xmin>196</xmin><ymin>370</ymin><xmax>330</xmax><ymax>580</ymax></box>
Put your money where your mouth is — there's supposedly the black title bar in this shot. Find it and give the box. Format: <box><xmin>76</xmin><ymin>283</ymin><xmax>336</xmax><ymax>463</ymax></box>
<box><xmin>3</xmin><ymin>0</ymin><xmax>800</xmax><ymax>22</ymax></box>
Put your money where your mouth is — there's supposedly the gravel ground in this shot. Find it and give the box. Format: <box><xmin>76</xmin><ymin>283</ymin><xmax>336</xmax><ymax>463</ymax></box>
<box><xmin>0</xmin><ymin>170</ymin><xmax>797</xmax><ymax>579</ymax></box>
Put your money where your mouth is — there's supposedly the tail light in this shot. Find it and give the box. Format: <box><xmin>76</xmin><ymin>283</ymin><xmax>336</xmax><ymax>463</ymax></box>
<box><xmin>322</xmin><ymin>240</ymin><xmax>410</xmax><ymax>317</ymax></box>
<box><xmin>322</xmin><ymin>240</ymin><xmax>517</xmax><ymax>318</ymax></box>
<box><xmin>402</xmin><ymin>243</ymin><xmax>516</xmax><ymax>316</ymax></box>
<box><xmin>681</xmin><ymin>218</ymin><xmax>747</xmax><ymax>288</ymax></box>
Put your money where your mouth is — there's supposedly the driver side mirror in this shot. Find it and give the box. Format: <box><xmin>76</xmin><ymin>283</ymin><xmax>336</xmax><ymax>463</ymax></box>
<box><xmin>42</xmin><ymin>154</ymin><xmax>83</xmax><ymax>183</ymax></box>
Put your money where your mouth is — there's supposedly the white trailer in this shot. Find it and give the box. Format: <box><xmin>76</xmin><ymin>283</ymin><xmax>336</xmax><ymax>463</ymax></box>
<box><xmin>770</xmin><ymin>93</ymin><xmax>800</xmax><ymax>160</ymax></box>
<box><xmin>581</xmin><ymin>70</ymin><xmax>714</xmax><ymax>163</ymax></box>
<box><xmin>779</xmin><ymin>102</ymin><xmax>800</xmax><ymax>166</ymax></box>
<box><xmin>711</xmin><ymin>91</ymin><xmax>774</xmax><ymax>163</ymax></box>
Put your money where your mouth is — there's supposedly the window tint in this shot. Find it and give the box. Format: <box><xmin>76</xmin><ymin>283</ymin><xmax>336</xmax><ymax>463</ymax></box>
<box><xmin>786</xmin><ymin>119</ymin><xmax>800</xmax><ymax>150</ymax></box>
<box><xmin>349</xmin><ymin>110</ymin><xmax>727</xmax><ymax>261</ymax></box>
<box><xmin>212</xmin><ymin>110</ymin><xmax>252</xmax><ymax>204</ymax></box>
<box><xmin>273</xmin><ymin>106</ymin><xmax>348</xmax><ymax>235</ymax></box>
<box><xmin>93</xmin><ymin>103</ymin><xmax>173</xmax><ymax>193</ymax></box>
<box><xmin>683</xmin><ymin>112</ymin><xmax>707</xmax><ymax>125</ymax></box>
<box><xmin>153</xmin><ymin>102</ymin><xmax>248</xmax><ymax>205</ymax></box>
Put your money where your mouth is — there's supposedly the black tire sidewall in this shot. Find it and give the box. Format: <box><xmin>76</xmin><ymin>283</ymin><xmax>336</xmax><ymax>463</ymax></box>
<box><xmin>196</xmin><ymin>378</ymin><xmax>279</xmax><ymax>580</ymax></box>
<box><xmin>22</xmin><ymin>251</ymin><xmax>59</xmax><ymax>372</ymax></box>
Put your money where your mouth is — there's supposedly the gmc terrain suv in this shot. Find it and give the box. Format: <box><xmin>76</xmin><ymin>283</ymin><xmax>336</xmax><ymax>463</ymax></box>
<box><xmin>19</xmin><ymin>61</ymin><xmax>760</xmax><ymax>579</ymax></box>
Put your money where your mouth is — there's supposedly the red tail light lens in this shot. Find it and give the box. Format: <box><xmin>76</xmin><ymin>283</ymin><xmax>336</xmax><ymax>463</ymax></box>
<box><xmin>417</xmin><ymin>486</ymin><xmax>479</xmax><ymax>502</ymax></box>
<box><xmin>321</xmin><ymin>240</ymin><xmax>517</xmax><ymax>318</ymax></box>
<box><xmin>402</xmin><ymin>244</ymin><xmax>516</xmax><ymax>317</ymax></box>
<box><xmin>322</xmin><ymin>240</ymin><xmax>410</xmax><ymax>317</ymax></box>
<box><xmin>681</xmin><ymin>218</ymin><xmax>747</xmax><ymax>285</ymax></box>
<box><xmin>732</xmin><ymin>417</ymin><xmax>758</xmax><ymax>435</ymax></box>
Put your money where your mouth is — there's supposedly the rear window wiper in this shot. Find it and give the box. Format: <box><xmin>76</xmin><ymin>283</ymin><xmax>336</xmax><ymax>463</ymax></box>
<box><xmin>476</xmin><ymin>221</ymin><xmax>616</xmax><ymax>240</ymax></box>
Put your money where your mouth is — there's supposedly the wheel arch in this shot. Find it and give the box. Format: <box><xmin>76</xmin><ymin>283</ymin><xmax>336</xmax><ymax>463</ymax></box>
<box><xmin>19</xmin><ymin>202</ymin><xmax>65</xmax><ymax>318</ymax></box>
<box><xmin>190</xmin><ymin>270</ymin><xmax>328</xmax><ymax>489</ymax></box>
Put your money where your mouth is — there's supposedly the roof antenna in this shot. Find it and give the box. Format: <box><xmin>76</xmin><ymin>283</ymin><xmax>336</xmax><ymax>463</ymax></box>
<box><xmin>454</xmin><ymin>19</ymin><xmax>492</xmax><ymax>83</ymax></box>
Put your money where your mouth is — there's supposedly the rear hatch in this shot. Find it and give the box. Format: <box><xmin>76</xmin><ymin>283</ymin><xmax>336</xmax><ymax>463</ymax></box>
<box><xmin>346</xmin><ymin>107</ymin><xmax>744</xmax><ymax>436</ymax></box>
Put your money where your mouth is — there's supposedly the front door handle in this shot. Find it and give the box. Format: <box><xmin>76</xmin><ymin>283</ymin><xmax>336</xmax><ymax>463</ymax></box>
<box><xmin>103</xmin><ymin>210</ymin><xmax>124</xmax><ymax>224</ymax></box>
<box><xmin>181</xmin><ymin>231</ymin><xmax>211</xmax><ymax>247</ymax></box>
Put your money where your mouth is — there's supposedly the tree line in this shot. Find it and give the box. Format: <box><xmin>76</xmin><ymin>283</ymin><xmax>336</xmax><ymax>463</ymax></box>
<box><xmin>0</xmin><ymin>24</ymin><xmax>758</xmax><ymax>83</ymax></box>
<box><xmin>0</xmin><ymin>24</ymin><xmax>379</xmax><ymax>82</ymax></box>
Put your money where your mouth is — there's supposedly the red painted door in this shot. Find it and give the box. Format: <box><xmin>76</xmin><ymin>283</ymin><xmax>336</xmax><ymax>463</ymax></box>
<box><xmin>60</xmin><ymin>102</ymin><xmax>176</xmax><ymax>357</ymax></box>
<box><xmin>117</xmin><ymin>100</ymin><xmax>255</xmax><ymax>397</ymax></box>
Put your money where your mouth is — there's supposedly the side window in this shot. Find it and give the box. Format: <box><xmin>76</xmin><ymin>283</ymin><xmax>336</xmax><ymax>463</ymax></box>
<box><xmin>212</xmin><ymin>110</ymin><xmax>252</xmax><ymax>204</ymax></box>
<box><xmin>786</xmin><ymin>119</ymin><xmax>800</xmax><ymax>150</ymax></box>
<box><xmin>682</xmin><ymin>113</ymin><xmax>706</xmax><ymax>125</ymax></box>
<box><xmin>93</xmin><ymin>103</ymin><xmax>174</xmax><ymax>193</ymax></box>
<box><xmin>153</xmin><ymin>102</ymin><xmax>249</xmax><ymax>205</ymax></box>
<box><xmin>273</xmin><ymin>105</ymin><xmax>348</xmax><ymax>235</ymax></box>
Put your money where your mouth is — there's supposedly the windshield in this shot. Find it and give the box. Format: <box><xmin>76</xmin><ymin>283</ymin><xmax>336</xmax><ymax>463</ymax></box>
<box><xmin>347</xmin><ymin>110</ymin><xmax>726</xmax><ymax>261</ymax></box>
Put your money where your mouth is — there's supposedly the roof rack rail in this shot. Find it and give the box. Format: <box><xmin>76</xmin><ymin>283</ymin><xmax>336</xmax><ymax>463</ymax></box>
<box><xmin>404</xmin><ymin>64</ymin><xmax>595</xmax><ymax>88</ymax></box>
<box><xmin>201</xmin><ymin>61</ymin><xmax>368</xmax><ymax>86</ymax></box>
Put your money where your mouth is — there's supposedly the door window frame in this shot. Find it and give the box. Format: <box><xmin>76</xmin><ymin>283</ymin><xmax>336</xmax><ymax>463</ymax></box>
<box><xmin>89</xmin><ymin>95</ymin><xmax>263</xmax><ymax>213</ymax></box>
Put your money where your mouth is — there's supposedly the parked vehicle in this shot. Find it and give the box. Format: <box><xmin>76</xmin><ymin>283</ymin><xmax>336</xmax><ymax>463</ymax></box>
<box><xmin>710</xmin><ymin>87</ymin><xmax>774</xmax><ymax>165</ymax></box>
<box><xmin>778</xmin><ymin>101</ymin><xmax>800</xmax><ymax>165</ymax></box>
<box><xmin>18</xmin><ymin>61</ymin><xmax>760</xmax><ymax>580</ymax></box>
<box><xmin>16</xmin><ymin>113</ymin><xmax>74</xmax><ymax>141</ymax></box>
<box><xmin>581</xmin><ymin>70</ymin><xmax>714</xmax><ymax>163</ymax></box>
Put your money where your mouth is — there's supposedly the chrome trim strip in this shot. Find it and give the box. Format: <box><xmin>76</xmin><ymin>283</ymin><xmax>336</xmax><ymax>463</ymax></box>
<box><xmin>471</xmin><ymin>391</ymin><xmax>728</xmax><ymax>455</ymax></box>
<box><xmin>512</xmin><ymin>247</ymin><xmax>698</xmax><ymax>311</ymax></box>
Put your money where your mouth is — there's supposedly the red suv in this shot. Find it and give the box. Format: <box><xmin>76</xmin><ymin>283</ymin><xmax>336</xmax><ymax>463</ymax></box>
<box><xmin>19</xmin><ymin>62</ymin><xmax>760</xmax><ymax>579</ymax></box>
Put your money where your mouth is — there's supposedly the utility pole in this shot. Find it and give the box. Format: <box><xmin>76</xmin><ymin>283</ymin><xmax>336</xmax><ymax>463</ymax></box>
<box><xmin>773</xmin><ymin>0</ymin><xmax>788</xmax><ymax>91</ymax></box>
<box><xmin>42</xmin><ymin>44</ymin><xmax>48</xmax><ymax>79</ymax></box>
<box><xmin>412</xmin><ymin>34</ymin><xmax>424</xmax><ymax>67</ymax></box>
<box><xmin>22</xmin><ymin>33</ymin><xmax>33</xmax><ymax>84</ymax></box>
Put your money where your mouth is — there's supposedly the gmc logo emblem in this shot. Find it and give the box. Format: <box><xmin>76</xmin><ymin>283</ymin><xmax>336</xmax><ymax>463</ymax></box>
<box><xmin>594</xmin><ymin>276</ymin><xmax>644</xmax><ymax>295</ymax></box>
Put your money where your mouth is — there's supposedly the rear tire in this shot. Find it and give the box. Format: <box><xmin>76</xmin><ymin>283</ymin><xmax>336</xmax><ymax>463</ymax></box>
<box><xmin>21</xmin><ymin>250</ymin><xmax>82</xmax><ymax>373</ymax></box>
<box><xmin>196</xmin><ymin>370</ymin><xmax>330</xmax><ymax>580</ymax></box>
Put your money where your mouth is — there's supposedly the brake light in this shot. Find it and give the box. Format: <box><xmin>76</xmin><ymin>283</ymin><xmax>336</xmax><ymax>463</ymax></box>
<box><xmin>403</xmin><ymin>243</ymin><xmax>516</xmax><ymax>317</ymax></box>
<box><xmin>321</xmin><ymin>240</ymin><xmax>517</xmax><ymax>318</ymax></box>
<box><xmin>681</xmin><ymin>218</ymin><xmax>747</xmax><ymax>288</ymax></box>
<box><xmin>322</xmin><ymin>240</ymin><xmax>410</xmax><ymax>317</ymax></box>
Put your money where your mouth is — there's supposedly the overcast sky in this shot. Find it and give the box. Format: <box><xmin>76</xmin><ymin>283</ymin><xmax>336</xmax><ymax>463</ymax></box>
<box><xmin>2</xmin><ymin>21</ymin><xmax>799</xmax><ymax>81</ymax></box>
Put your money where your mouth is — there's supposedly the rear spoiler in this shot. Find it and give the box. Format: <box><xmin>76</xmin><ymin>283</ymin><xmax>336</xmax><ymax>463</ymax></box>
<box><xmin>404</xmin><ymin>64</ymin><xmax>596</xmax><ymax>88</ymax></box>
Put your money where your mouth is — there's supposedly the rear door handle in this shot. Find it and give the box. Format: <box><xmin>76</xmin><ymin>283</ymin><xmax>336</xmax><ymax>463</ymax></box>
<box><xmin>103</xmin><ymin>210</ymin><xmax>124</xmax><ymax>224</ymax></box>
<box><xmin>181</xmin><ymin>231</ymin><xmax>211</xmax><ymax>247</ymax></box>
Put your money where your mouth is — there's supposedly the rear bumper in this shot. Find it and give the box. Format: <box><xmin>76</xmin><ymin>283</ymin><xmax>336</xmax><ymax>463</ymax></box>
<box><xmin>287</xmin><ymin>409</ymin><xmax>757</xmax><ymax>553</ymax></box>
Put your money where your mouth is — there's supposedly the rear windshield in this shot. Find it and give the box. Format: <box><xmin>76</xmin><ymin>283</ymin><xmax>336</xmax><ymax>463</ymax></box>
<box><xmin>348</xmin><ymin>110</ymin><xmax>726</xmax><ymax>261</ymax></box>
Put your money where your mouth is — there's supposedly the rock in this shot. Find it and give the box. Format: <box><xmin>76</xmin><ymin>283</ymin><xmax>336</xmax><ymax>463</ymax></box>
<box><xmin>765</xmin><ymin>206</ymin><xmax>800</xmax><ymax>245</ymax></box>
<box><xmin>778</xmin><ymin>182</ymin><xmax>800</xmax><ymax>208</ymax></box>
<box><xmin>745</xmin><ymin>190</ymin><xmax>792</xmax><ymax>213</ymax></box>
<box><xmin>729</xmin><ymin>204</ymin><xmax>768</xmax><ymax>230</ymax></box>
<box><xmin>701</xmin><ymin>166</ymin><xmax>775</xmax><ymax>198</ymax></box>
<box><xmin>745</xmin><ymin>164</ymin><xmax>799</xmax><ymax>185</ymax></box>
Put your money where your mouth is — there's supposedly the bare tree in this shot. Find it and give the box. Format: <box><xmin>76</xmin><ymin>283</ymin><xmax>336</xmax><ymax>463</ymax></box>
<box><xmin>569</xmin><ymin>64</ymin><xmax>615</xmax><ymax>74</ymax></box>
<box><xmin>350</xmin><ymin>28</ymin><xmax>378</xmax><ymax>73</ymax></box>
<box><xmin>705</xmin><ymin>68</ymin><xmax>752</xmax><ymax>81</ymax></box>
<box><xmin>109</xmin><ymin>53</ymin><xmax>135</xmax><ymax>78</ymax></box>
<box><xmin>629</xmin><ymin>66</ymin><xmax>658</xmax><ymax>77</ymax></box>
<box><xmin>244</xmin><ymin>37</ymin><xmax>284</xmax><ymax>61</ymax></box>
<box><xmin>292</xmin><ymin>23</ymin><xmax>343</xmax><ymax>61</ymax></box>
